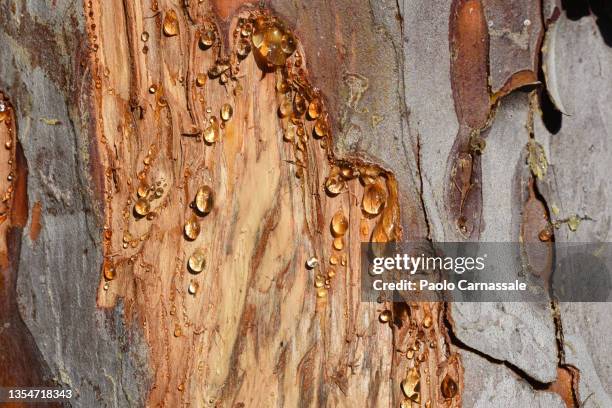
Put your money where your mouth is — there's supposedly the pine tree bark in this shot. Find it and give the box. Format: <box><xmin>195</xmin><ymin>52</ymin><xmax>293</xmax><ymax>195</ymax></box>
<box><xmin>0</xmin><ymin>0</ymin><xmax>610</xmax><ymax>407</ymax></box>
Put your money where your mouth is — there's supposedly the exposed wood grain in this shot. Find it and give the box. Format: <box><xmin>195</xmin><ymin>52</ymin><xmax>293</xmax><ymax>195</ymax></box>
<box><xmin>86</xmin><ymin>2</ymin><xmax>462</xmax><ymax>406</ymax></box>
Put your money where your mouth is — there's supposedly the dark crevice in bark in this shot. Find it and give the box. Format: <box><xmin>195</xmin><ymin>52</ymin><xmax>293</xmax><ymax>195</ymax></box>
<box><xmin>590</xmin><ymin>0</ymin><xmax>612</xmax><ymax>46</ymax></box>
<box><xmin>532</xmin><ymin>7</ymin><xmax>582</xmax><ymax>403</ymax></box>
<box><xmin>442</xmin><ymin>303</ymin><xmax>554</xmax><ymax>391</ymax></box>
<box><xmin>538</xmin><ymin>85</ymin><xmax>563</xmax><ymax>135</ymax></box>
<box><xmin>562</xmin><ymin>0</ymin><xmax>612</xmax><ymax>46</ymax></box>
<box><xmin>550</xmin><ymin>301</ymin><xmax>580</xmax><ymax>407</ymax></box>
<box><xmin>538</xmin><ymin>3</ymin><xmax>563</xmax><ymax>135</ymax></box>
<box><xmin>561</xmin><ymin>0</ymin><xmax>590</xmax><ymax>20</ymax></box>
<box><xmin>414</xmin><ymin>132</ymin><xmax>431</xmax><ymax>239</ymax></box>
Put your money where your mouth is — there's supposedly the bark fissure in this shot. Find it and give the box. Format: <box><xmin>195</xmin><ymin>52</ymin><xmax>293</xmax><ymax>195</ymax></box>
<box><xmin>443</xmin><ymin>303</ymin><xmax>551</xmax><ymax>390</ymax></box>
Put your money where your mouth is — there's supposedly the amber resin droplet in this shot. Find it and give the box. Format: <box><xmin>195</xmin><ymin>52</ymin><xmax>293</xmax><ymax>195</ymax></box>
<box><xmin>401</xmin><ymin>368</ymin><xmax>421</xmax><ymax>403</ymax></box>
<box><xmin>297</xmin><ymin>127</ymin><xmax>307</xmax><ymax>146</ymax></box>
<box><xmin>252</xmin><ymin>20</ymin><xmax>295</xmax><ymax>67</ymax></box>
<box><xmin>276</xmin><ymin>79</ymin><xmax>289</xmax><ymax>94</ymax></box>
<box><xmin>103</xmin><ymin>259</ymin><xmax>116</xmax><ymax>281</ymax></box>
<box><xmin>379</xmin><ymin>310</ymin><xmax>392</xmax><ymax>323</ymax></box>
<box><xmin>441</xmin><ymin>375</ymin><xmax>458</xmax><ymax>399</ymax></box>
<box><xmin>163</xmin><ymin>10</ymin><xmax>179</xmax><ymax>37</ymax></box>
<box><xmin>340</xmin><ymin>166</ymin><xmax>355</xmax><ymax>180</ymax></box>
<box><xmin>294</xmin><ymin>93</ymin><xmax>307</xmax><ymax>116</ymax></box>
<box><xmin>324</xmin><ymin>175</ymin><xmax>346</xmax><ymax>196</ymax></box>
<box><xmin>200</xmin><ymin>29</ymin><xmax>215</xmax><ymax>48</ymax></box>
<box><xmin>220</xmin><ymin>103</ymin><xmax>233</xmax><ymax>121</ymax></box>
<box><xmin>137</xmin><ymin>183</ymin><xmax>149</xmax><ymax>198</ymax></box>
<box><xmin>188</xmin><ymin>248</ymin><xmax>206</xmax><ymax>273</ymax></box>
<box><xmin>195</xmin><ymin>185</ymin><xmax>214</xmax><ymax>215</ymax></box>
<box><xmin>278</xmin><ymin>97</ymin><xmax>292</xmax><ymax>118</ymax></box>
<box><xmin>188</xmin><ymin>280</ymin><xmax>199</xmax><ymax>295</ymax></box>
<box><xmin>538</xmin><ymin>227</ymin><xmax>552</xmax><ymax>242</ymax></box>
<box><xmin>204</xmin><ymin>117</ymin><xmax>220</xmax><ymax>144</ymax></box>
<box><xmin>184</xmin><ymin>216</ymin><xmax>201</xmax><ymax>240</ymax></box>
<box><xmin>307</xmin><ymin>98</ymin><xmax>322</xmax><ymax>120</ymax></box>
<box><xmin>251</xmin><ymin>16</ymin><xmax>267</xmax><ymax>45</ymax></box>
<box><xmin>134</xmin><ymin>198</ymin><xmax>150</xmax><ymax>217</ymax></box>
<box><xmin>284</xmin><ymin>122</ymin><xmax>296</xmax><ymax>142</ymax></box>
<box><xmin>316</xmin><ymin>287</ymin><xmax>327</xmax><ymax>298</ymax></box>
<box><xmin>332</xmin><ymin>237</ymin><xmax>344</xmax><ymax>251</ymax></box>
<box><xmin>362</xmin><ymin>182</ymin><xmax>387</xmax><ymax>216</ymax></box>
<box><xmin>280</xmin><ymin>33</ymin><xmax>296</xmax><ymax>54</ymax></box>
<box><xmin>330</xmin><ymin>211</ymin><xmax>348</xmax><ymax>237</ymax></box>
<box><xmin>313</xmin><ymin>118</ymin><xmax>328</xmax><ymax>138</ymax></box>
<box><xmin>196</xmin><ymin>73</ymin><xmax>207</xmax><ymax>87</ymax></box>
<box><xmin>422</xmin><ymin>315</ymin><xmax>432</xmax><ymax>328</ymax></box>
<box><xmin>262</xmin><ymin>25</ymin><xmax>285</xmax><ymax>66</ymax></box>
<box><xmin>236</xmin><ymin>38</ymin><xmax>251</xmax><ymax>58</ymax></box>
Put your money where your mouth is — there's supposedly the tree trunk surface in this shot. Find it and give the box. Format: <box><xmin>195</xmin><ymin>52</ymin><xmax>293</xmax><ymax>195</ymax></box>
<box><xmin>0</xmin><ymin>0</ymin><xmax>610</xmax><ymax>407</ymax></box>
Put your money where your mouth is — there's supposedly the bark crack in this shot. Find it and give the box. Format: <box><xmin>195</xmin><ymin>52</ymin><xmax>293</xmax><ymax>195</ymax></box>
<box><xmin>442</xmin><ymin>303</ymin><xmax>551</xmax><ymax>390</ymax></box>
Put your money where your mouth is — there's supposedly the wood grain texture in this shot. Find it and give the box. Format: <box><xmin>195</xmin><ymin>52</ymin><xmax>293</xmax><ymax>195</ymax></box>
<box><xmin>86</xmin><ymin>1</ymin><xmax>460</xmax><ymax>406</ymax></box>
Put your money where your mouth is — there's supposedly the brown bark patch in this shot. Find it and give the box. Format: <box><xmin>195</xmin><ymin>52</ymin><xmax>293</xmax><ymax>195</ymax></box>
<box><xmin>446</xmin><ymin>0</ymin><xmax>490</xmax><ymax>240</ymax></box>
<box><xmin>449</xmin><ymin>0</ymin><xmax>490</xmax><ymax>129</ymax></box>
<box><xmin>482</xmin><ymin>0</ymin><xmax>544</xmax><ymax>96</ymax></box>
<box><xmin>492</xmin><ymin>69</ymin><xmax>539</xmax><ymax>103</ymax></box>
<box><xmin>10</xmin><ymin>144</ymin><xmax>28</xmax><ymax>229</ymax></box>
<box><xmin>520</xmin><ymin>178</ymin><xmax>553</xmax><ymax>285</ymax></box>
<box><xmin>546</xmin><ymin>366</ymin><xmax>579</xmax><ymax>408</ymax></box>
<box><xmin>29</xmin><ymin>201</ymin><xmax>42</xmax><ymax>242</ymax></box>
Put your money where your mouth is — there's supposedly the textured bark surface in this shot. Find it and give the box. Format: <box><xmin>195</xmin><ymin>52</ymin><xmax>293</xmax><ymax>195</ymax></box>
<box><xmin>0</xmin><ymin>0</ymin><xmax>610</xmax><ymax>407</ymax></box>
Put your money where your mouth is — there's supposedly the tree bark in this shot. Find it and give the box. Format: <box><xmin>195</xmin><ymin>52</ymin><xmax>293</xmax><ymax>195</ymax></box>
<box><xmin>0</xmin><ymin>0</ymin><xmax>610</xmax><ymax>407</ymax></box>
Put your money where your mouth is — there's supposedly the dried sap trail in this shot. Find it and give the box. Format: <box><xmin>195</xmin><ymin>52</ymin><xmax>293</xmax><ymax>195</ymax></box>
<box><xmin>87</xmin><ymin>2</ymin><xmax>458</xmax><ymax>407</ymax></box>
